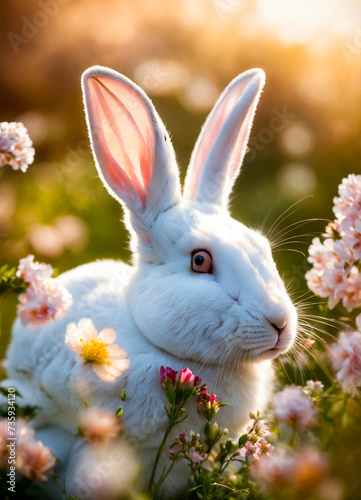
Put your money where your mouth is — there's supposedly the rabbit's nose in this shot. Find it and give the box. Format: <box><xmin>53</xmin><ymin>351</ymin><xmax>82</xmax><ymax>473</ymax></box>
<box><xmin>267</xmin><ymin>319</ymin><xmax>287</xmax><ymax>335</ymax></box>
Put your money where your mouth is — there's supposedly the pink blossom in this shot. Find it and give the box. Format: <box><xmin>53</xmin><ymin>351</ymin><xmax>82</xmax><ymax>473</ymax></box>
<box><xmin>78</xmin><ymin>408</ymin><xmax>122</xmax><ymax>445</ymax></box>
<box><xmin>306</xmin><ymin>174</ymin><xmax>361</xmax><ymax>313</ymax></box>
<box><xmin>0</xmin><ymin>121</ymin><xmax>35</xmax><ymax>172</ymax></box>
<box><xmin>303</xmin><ymin>380</ymin><xmax>324</xmax><ymax>398</ymax></box>
<box><xmin>169</xmin><ymin>431</ymin><xmax>207</xmax><ymax>464</ymax></box>
<box><xmin>17</xmin><ymin>254</ymin><xmax>53</xmax><ymax>285</ymax></box>
<box><xmin>341</xmin><ymin>267</ymin><xmax>361</xmax><ymax>312</ymax></box>
<box><xmin>16</xmin><ymin>440</ymin><xmax>56</xmax><ymax>481</ymax></box>
<box><xmin>17</xmin><ymin>279</ymin><xmax>72</xmax><ymax>327</ymax></box>
<box><xmin>0</xmin><ymin>418</ymin><xmax>55</xmax><ymax>481</ymax></box>
<box><xmin>274</xmin><ymin>386</ymin><xmax>317</xmax><ymax>431</ymax></box>
<box><xmin>16</xmin><ymin>255</ymin><xmax>72</xmax><ymax>327</ymax></box>
<box><xmin>160</xmin><ymin>366</ymin><xmax>178</xmax><ymax>388</ymax></box>
<box><xmin>239</xmin><ymin>420</ymin><xmax>274</xmax><ymax>461</ymax></box>
<box><xmin>329</xmin><ymin>330</ymin><xmax>361</xmax><ymax>391</ymax></box>
<box><xmin>333</xmin><ymin>174</ymin><xmax>361</xmax><ymax>231</ymax></box>
<box><xmin>0</xmin><ymin>417</ymin><xmax>36</xmax><ymax>466</ymax></box>
<box><xmin>197</xmin><ymin>386</ymin><xmax>218</xmax><ymax>406</ymax></box>
<box><xmin>188</xmin><ymin>450</ymin><xmax>207</xmax><ymax>464</ymax></box>
<box><xmin>179</xmin><ymin>367</ymin><xmax>201</xmax><ymax>388</ymax></box>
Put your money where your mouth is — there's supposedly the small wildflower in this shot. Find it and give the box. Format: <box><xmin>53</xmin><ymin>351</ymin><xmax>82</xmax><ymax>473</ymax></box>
<box><xmin>78</xmin><ymin>408</ymin><xmax>122</xmax><ymax>445</ymax></box>
<box><xmin>169</xmin><ymin>431</ymin><xmax>207</xmax><ymax>465</ymax></box>
<box><xmin>179</xmin><ymin>367</ymin><xmax>201</xmax><ymax>389</ymax></box>
<box><xmin>239</xmin><ymin>419</ymin><xmax>274</xmax><ymax>461</ymax></box>
<box><xmin>0</xmin><ymin>121</ymin><xmax>35</xmax><ymax>172</ymax></box>
<box><xmin>303</xmin><ymin>380</ymin><xmax>324</xmax><ymax>398</ymax></box>
<box><xmin>65</xmin><ymin>318</ymin><xmax>130</xmax><ymax>383</ymax></box>
<box><xmin>0</xmin><ymin>418</ymin><xmax>55</xmax><ymax>481</ymax></box>
<box><xmin>160</xmin><ymin>366</ymin><xmax>201</xmax><ymax>403</ymax></box>
<box><xmin>197</xmin><ymin>386</ymin><xmax>227</xmax><ymax>421</ymax></box>
<box><xmin>16</xmin><ymin>255</ymin><xmax>72</xmax><ymax>327</ymax></box>
<box><xmin>329</xmin><ymin>330</ymin><xmax>361</xmax><ymax>391</ymax></box>
<box><xmin>16</xmin><ymin>440</ymin><xmax>56</xmax><ymax>481</ymax></box>
<box><xmin>274</xmin><ymin>386</ymin><xmax>318</xmax><ymax>431</ymax></box>
<box><xmin>160</xmin><ymin>366</ymin><xmax>178</xmax><ymax>389</ymax></box>
<box><xmin>17</xmin><ymin>254</ymin><xmax>53</xmax><ymax>284</ymax></box>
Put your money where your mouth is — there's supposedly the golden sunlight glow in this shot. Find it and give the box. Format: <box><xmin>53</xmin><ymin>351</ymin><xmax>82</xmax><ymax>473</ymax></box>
<box><xmin>257</xmin><ymin>0</ymin><xmax>357</xmax><ymax>44</ymax></box>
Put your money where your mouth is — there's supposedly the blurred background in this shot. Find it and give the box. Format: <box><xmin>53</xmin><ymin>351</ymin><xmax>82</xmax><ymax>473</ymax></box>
<box><xmin>0</xmin><ymin>1</ymin><xmax>360</xmax><ymax>497</ymax></box>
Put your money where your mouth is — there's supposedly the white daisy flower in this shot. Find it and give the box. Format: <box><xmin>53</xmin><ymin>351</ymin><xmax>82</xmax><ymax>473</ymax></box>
<box><xmin>65</xmin><ymin>318</ymin><xmax>129</xmax><ymax>382</ymax></box>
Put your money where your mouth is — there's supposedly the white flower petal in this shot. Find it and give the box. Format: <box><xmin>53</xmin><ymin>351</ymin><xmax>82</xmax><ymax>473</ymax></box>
<box><xmin>98</xmin><ymin>328</ymin><xmax>116</xmax><ymax>345</ymax></box>
<box><xmin>107</xmin><ymin>345</ymin><xmax>127</xmax><ymax>359</ymax></box>
<box><xmin>78</xmin><ymin>318</ymin><xmax>98</xmax><ymax>341</ymax></box>
<box><xmin>93</xmin><ymin>363</ymin><xmax>116</xmax><ymax>383</ymax></box>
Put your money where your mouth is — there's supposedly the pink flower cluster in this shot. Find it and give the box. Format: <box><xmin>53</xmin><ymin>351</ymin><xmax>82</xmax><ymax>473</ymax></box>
<box><xmin>273</xmin><ymin>386</ymin><xmax>318</xmax><ymax>431</ymax></box>
<box><xmin>329</xmin><ymin>326</ymin><xmax>361</xmax><ymax>392</ymax></box>
<box><xmin>0</xmin><ymin>121</ymin><xmax>35</xmax><ymax>172</ymax></box>
<box><xmin>160</xmin><ymin>366</ymin><xmax>201</xmax><ymax>391</ymax></box>
<box><xmin>197</xmin><ymin>386</ymin><xmax>227</xmax><ymax>420</ymax></box>
<box><xmin>17</xmin><ymin>255</ymin><xmax>72</xmax><ymax>327</ymax></box>
<box><xmin>169</xmin><ymin>431</ymin><xmax>207</xmax><ymax>465</ymax></box>
<box><xmin>238</xmin><ymin>419</ymin><xmax>274</xmax><ymax>461</ymax></box>
<box><xmin>306</xmin><ymin>174</ymin><xmax>361</xmax><ymax>312</ymax></box>
<box><xmin>0</xmin><ymin>418</ymin><xmax>55</xmax><ymax>481</ymax></box>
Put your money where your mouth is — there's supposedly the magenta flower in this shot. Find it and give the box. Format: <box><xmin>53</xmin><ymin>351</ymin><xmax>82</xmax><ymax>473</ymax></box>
<box><xmin>197</xmin><ymin>386</ymin><xmax>218</xmax><ymax>406</ymax></box>
<box><xmin>160</xmin><ymin>366</ymin><xmax>178</xmax><ymax>388</ymax></box>
<box><xmin>179</xmin><ymin>367</ymin><xmax>201</xmax><ymax>388</ymax></box>
<box><xmin>197</xmin><ymin>385</ymin><xmax>227</xmax><ymax>420</ymax></box>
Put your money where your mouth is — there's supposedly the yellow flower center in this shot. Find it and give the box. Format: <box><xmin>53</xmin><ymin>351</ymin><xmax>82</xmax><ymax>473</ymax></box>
<box><xmin>80</xmin><ymin>339</ymin><xmax>111</xmax><ymax>364</ymax></box>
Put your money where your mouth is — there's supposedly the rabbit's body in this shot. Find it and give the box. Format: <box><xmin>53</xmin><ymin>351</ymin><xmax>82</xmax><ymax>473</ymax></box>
<box><xmin>5</xmin><ymin>66</ymin><xmax>297</xmax><ymax>497</ymax></box>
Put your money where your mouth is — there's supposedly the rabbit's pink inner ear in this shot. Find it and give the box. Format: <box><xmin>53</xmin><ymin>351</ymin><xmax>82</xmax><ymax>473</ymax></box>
<box><xmin>186</xmin><ymin>76</ymin><xmax>253</xmax><ymax>198</ymax></box>
<box><xmin>86</xmin><ymin>74</ymin><xmax>154</xmax><ymax>208</ymax></box>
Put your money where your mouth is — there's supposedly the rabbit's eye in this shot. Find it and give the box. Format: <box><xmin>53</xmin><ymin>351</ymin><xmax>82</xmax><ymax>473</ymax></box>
<box><xmin>191</xmin><ymin>250</ymin><xmax>212</xmax><ymax>273</ymax></box>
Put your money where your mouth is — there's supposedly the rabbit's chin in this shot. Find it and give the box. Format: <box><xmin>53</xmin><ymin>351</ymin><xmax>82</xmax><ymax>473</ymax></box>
<box><xmin>254</xmin><ymin>347</ymin><xmax>289</xmax><ymax>362</ymax></box>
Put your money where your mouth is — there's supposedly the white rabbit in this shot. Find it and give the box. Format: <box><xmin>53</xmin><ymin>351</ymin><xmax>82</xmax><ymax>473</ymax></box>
<box><xmin>4</xmin><ymin>66</ymin><xmax>298</xmax><ymax>497</ymax></box>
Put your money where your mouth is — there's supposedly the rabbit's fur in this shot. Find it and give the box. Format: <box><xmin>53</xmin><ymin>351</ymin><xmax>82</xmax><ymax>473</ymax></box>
<box><xmin>4</xmin><ymin>66</ymin><xmax>297</xmax><ymax>497</ymax></box>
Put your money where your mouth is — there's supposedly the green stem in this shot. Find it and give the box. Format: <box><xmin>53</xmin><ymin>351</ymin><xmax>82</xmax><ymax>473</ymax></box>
<box><xmin>152</xmin><ymin>460</ymin><xmax>176</xmax><ymax>498</ymax></box>
<box><xmin>148</xmin><ymin>421</ymin><xmax>174</xmax><ymax>492</ymax></box>
<box><xmin>148</xmin><ymin>404</ymin><xmax>184</xmax><ymax>493</ymax></box>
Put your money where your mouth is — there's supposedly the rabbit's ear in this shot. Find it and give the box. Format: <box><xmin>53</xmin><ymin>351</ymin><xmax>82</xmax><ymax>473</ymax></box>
<box><xmin>183</xmin><ymin>69</ymin><xmax>265</xmax><ymax>208</ymax></box>
<box><xmin>82</xmin><ymin>66</ymin><xmax>181</xmax><ymax>225</ymax></box>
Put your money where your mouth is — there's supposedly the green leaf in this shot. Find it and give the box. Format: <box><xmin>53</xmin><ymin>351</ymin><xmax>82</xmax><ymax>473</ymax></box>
<box><xmin>238</xmin><ymin>433</ymin><xmax>249</xmax><ymax>447</ymax></box>
<box><xmin>166</xmin><ymin>387</ymin><xmax>176</xmax><ymax>407</ymax></box>
<box><xmin>120</xmin><ymin>389</ymin><xmax>126</xmax><ymax>401</ymax></box>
